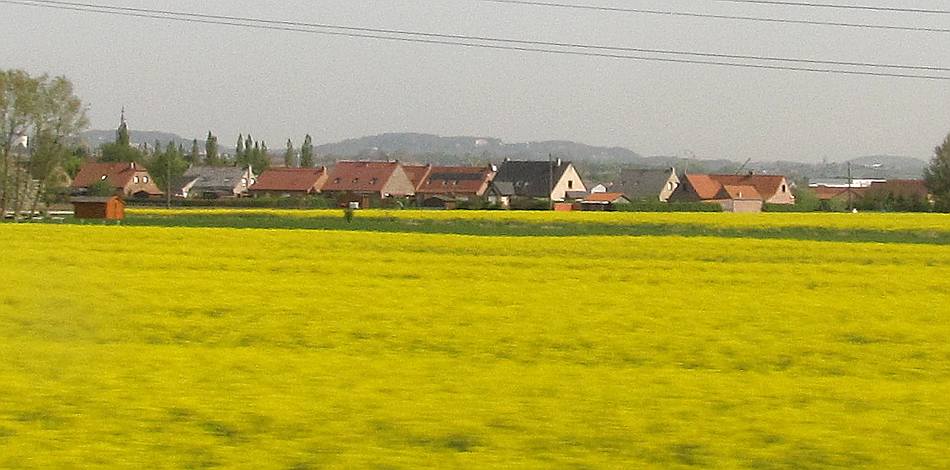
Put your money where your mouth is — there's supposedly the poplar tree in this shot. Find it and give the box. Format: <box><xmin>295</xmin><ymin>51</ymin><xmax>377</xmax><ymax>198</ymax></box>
<box><xmin>205</xmin><ymin>131</ymin><xmax>219</xmax><ymax>166</ymax></box>
<box><xmin>235</xmin><ymin>133</ymin><xmax>245</xmax><ymax>163</ymax></box>
<box><xmin>300</xmin><ymin>134</ymin><xmax>314</xmax><ymax>168</ymax></box>
<box><xmin>284</xmin><ymin>139</ymin><xmax>296</xmax><ymax>167</ymax></box>
<box><xmin>188</xmin><ymin>139</ymin><xmax>200</xmax><ymax>165</ymax></box>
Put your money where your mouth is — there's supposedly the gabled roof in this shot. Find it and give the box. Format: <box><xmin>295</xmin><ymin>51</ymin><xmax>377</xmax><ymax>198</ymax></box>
<box><xmin>494</xmin><ymin>160</ymin><xmax>572</xmax><ymax>198</ymax></box>
<box><xmin>323</xmin><ymin>161</ymin><xmax>402</xmax><ymax>193</ymax></box>
<box><xmin>681</xmin><ymin>174</ymin><xmax>724</xmax><ymax>200</ymax></box>
<box><xmin>71</xmin><ymin>162</ymin><xmax>143</xmax><ymax>189</ymax></box>
<box><xmin>489</xmin><ymin>181</ymin><xmax>516</xmax><ymax>196</ymax></box>
<box><xmin>416</xmin><ymin>166</ymin><xmax>495</xmax><ymax>195</ymax></box>
<box><xmin>719</xmin><ymin>185</ymin><xmax>761</xmax><ymax>201</ymax></box>
<box><xmin>682</xmin><ymin>173</ymin><xmax>788</xmax><ymax>201</ymax></box>
<box><xmin>183</xmin><ymin>166</ymin><xmax>250</xmax><ymax>191</ymax></box>
<box><xmin>619</xmin><ymin>168</ymin><xmax>675</xmax><ymax>199</ymax></box>
<box><xmin>402</xmin><ymin>164</ymin><xmax>433</xmax><ymax>191</ymax></box>
<box><xmin>705</xmin><ymin>174</ymin><xmax>788</xmax><ymax>200</ymax></box>
<box><xmin>813</xmin><ymin>186</ymin><xmax>866</xmax><ymax>201</ymax></box>
<box><xmin>583</xmin><ymin>192</ymin><xmax>630</xmax><ymax>204</ymax></box>
<box><xmin>251</xmin><ymin>167</ymin><xmax>327</xmax><ymax>192</ymax></box>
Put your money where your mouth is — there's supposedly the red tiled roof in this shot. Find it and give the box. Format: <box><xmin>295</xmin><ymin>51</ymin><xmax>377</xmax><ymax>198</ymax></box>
<box><xmin>251</xmin><ymin>167</ymin><xmax>327</xmax><ymax>192</ymax></box>
<box><xmin>416</xmin><ymin>166</ymin><xmax>495</xmax><ymax>196</ymax></box>
<box><xmin>812</xmin><ymin>186</ymin><xmax>867</xmax><ymax>201</ymax></box>
<box><xmin>71</xmin><ymin>162</ymin><xmax>138</xmax><ymax>189</ymax></box>
<box><xmin>683</xmin><ymin>173</ymin><xmax>788</xmax><ymax>201</ymax></box>
<box><xmin>866</xmin><ymin>180</ymin><xmax>930</xmax><ymax>199</ymax></box>
<box><xmin>323</xmin><ymin>161</ymin><xmax>402</xmax><ymax>193</ymax></box>
<box><xmin>706</xmin><ymin>174</ymin><xmax>787</xmax><ymax>200</ymax></box>
<box><xmin>402</xmin><ymin>164</ymin><xmax>433</xmax><ymax>191</ymax></box>
<box><xmin>583</xmin><ymin>192</ymin><xmax>628</xmax><ymax>203</ymax></box>
<box><xmin>682</xmin><ymin>174</ymin><xmax>724</xmax><ymax>200</ymax></box>
<box><xmin>719</xmin><ymin>185</ymin><xmax>761</xmax><ymax>201</ymax></box>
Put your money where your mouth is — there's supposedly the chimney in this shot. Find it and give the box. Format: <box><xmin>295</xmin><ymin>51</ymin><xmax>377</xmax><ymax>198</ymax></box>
<box><xmin>130</xmin><ymin>161</ymin><xmax>135</xmax><ymax>170</ymax></box>
<box><xmin>556</xmin><ymin>158</ymin><xmax>562</xmax><ymax>167</ymax></box>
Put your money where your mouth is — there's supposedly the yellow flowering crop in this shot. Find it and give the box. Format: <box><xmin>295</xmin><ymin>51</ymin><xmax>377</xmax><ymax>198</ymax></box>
<box><xmin>1</xmin><ymin>224</ymin><xmax>948</xmax><ymax>468</ymax></box>
<box><xmin>129</xmin><ymin>208</ymin><xmax>950</xmax><ymax>233</ymax></box>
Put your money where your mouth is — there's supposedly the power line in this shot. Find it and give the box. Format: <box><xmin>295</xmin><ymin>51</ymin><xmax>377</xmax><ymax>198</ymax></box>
<box><xmin>13</xmin><ymin>0</ymin><xmax>948</xmax><ymax>72</ymax></box>
<box><xmin>4</xmin><ymin>0</ymin><xmax>949</xmax><ymax>80</ymax></box>
<box><xmin>473</xmin><ymin>0</ymin><xmax>950</xmax><ymax>33</ymax></box>
<box><xmin>713</xmin><ymin>0</ymin><xmax>950</xmax><ymax>14</ymax></box>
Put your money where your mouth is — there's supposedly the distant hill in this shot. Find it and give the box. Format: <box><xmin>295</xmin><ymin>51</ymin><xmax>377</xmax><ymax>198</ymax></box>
<box><xmin>315</xmin><ymin>133</ymin><xmax>644</xmax><ymax>164</ymax></box>
<box><xmin>81</xmin><ymin>129</ymin><xmax>927</xmax><ymax>181</ymax></box>
<box><xmin>81</xmin><ymin>129</ymin><xmax>194</xmax><ymax>150</ymax></box>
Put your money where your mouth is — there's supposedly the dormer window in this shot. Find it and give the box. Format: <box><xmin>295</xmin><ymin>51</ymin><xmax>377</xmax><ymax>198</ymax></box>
<box><xmin>352</xmin><ymin>178</ymin><xmax>359</xmax><ymax>184</ymax></box>
<box><xmin>334</xmin><ymin>178</ymin><xmax>341</xmax><ymax>184</ymax></box>
<box><xmin>100</xmin><ymin>175</ymin><xmax>107</xmax><ymax>180</ymax></box>
<box><xmin>370</xmin><ymin>178</ymin><xmax>378</xmax><ymax>185</ymax></box>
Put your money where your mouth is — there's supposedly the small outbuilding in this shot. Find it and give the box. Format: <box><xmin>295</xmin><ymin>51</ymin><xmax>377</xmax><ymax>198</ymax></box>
<box><xmin>71</xmin><ymin>196</ymin><xmax>125</xmax><ymax>220</ymax></box>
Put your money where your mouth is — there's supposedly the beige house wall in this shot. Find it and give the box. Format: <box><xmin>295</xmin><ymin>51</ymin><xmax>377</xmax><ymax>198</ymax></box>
<box><xmin>551</xmin><ymin>165</ymin><xmax>587</xmax><ymax>201</ymax></box>
<box><xmin>658</xmin><ymin>172</ymin><xmax>681</xmax><ymax>202</ymax></box>
<box><xmin>766</xmin><ymin>178</ymin><xmax>795</xmax><ymax>204</ymax></box>
<box><xmin>382</xmin><ymin>166</ymin><xmax>417</xmax><ymax>197</ymax></box>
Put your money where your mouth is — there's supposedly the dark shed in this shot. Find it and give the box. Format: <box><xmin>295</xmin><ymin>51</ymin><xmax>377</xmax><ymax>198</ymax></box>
<box><xmin>71</xmin><ymin>196</ymin><xmax>125</xmax><ymax>220</ymax></box>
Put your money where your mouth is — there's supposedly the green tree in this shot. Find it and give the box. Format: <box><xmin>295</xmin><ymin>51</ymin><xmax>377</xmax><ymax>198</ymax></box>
<box><xmin>284</xmin><ymin>138</ymin><xmax>296</xmax><ymax>167</ymax></box>
<box><xmin>188</xmin><ymin>139</ymin><xmax>200</xmax><ymax>165</ymax></box>
<box><xmin>205</xmin><ymin>131</ymin><xmax>219</xmax><ymax>166</ymax></box>
<box><xmin>1</xmin><ymin>70</ymin><xmax>88</xmax><ymax>218</ymax></box>
<box><xmin>300</xmin><ymin>134</ymin><xmax>314</xmax><ymax>168</ymax></box>
<box><xmin>925</xmin><ymin>133</ymin><xmax>950</xmax><ymax>212</ymax></box>
<box><xmin>99</xmin><ymin>112</ymin><xmax>144</xmax><ymax>163</ymax></box>
<box><xmin>235</xmin><ymin>133</ymin><xmax>244</xmax><ymax>163</ymax></box>
<box><xmin>85</xmin><ymin>178</ymin><xmax>116</xmax><ymax>197</ymax></box>
<box><xmin>148</xmin><ymin>141</ymin><xmax>188</xmax><ymax>198</ymax></box>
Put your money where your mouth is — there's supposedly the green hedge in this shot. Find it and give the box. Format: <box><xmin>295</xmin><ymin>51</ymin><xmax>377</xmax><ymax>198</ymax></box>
<box><xmin>128</xmin><ymin>196</ymin><xmax>336</xmax><ymax>209</ymax></box>
<box><xmin>614</xmin><ymin>202</ymin><xmax>722</xmax><ymax>212</ymax></box>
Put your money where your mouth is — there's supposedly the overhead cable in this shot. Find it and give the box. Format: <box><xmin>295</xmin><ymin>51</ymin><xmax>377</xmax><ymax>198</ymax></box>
<box><xmin>4</xmin><ymin>0</ymin><xmax>949</xmax><ymax>80</ymax></box>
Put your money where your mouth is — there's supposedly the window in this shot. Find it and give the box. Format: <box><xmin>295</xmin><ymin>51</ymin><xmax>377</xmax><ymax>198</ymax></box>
<box><xmin>567</xmin><ymin>180</ymin><xmax>574</xmax><ymax>189</ymax></box>
<box><xmin>370</xmin><ymin>178</ymin><xmax>378</xmax><ymax>185</ymax></box>
<box><xmin>334</xmin><ymin>178</ymin><xmax>341</xmax><ymax>184</ymax></box>
<box><xmin>133</xmin><ymin>176</ymin><xmax>140</xmax><ymax>184</ymax></box>
<box><xmin>352</xmin><ymin>178</ymin><xmax>359</xmax><ymax>184</ymax></box>
<box><xmin>782</xmin><ymin>184</ymin><xmax>788</xmax><ymax>193</ymax></box>
<box><xmin>100</xmin><ymin>175</ymin><xmax>107</xmax><ymax>180</ymax></box>
<box><xmin>143</xmin><ymin>176</ymin><xmax>149</xmax><ymax>184</ymax></box>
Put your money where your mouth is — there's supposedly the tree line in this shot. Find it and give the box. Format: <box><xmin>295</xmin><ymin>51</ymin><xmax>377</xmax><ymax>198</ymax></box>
<box><xmin>3</xmin><ymin>68</ymin><xmax>950</xmax><ymax>217</ymax></box>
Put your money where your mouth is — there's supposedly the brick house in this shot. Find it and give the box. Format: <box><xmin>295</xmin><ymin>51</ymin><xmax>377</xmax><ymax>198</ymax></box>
<box><xmin>321</xmin><ymin>161</ymin><xmax>416</xmax><ymax>207</ymax></box>
<box><xmin>70</xmin><ymin>162</ymin><xmax>163</xmax><ymax>198</ymax></box>
<box><xmin>248</xmin><ymin>167</ymin><xmax>328</xmax><ymax>198</ymax></box>
<box><xmin>672</xmin><ymin>173</ymin><xmax>795</xmax><ymax>212</ymax></box>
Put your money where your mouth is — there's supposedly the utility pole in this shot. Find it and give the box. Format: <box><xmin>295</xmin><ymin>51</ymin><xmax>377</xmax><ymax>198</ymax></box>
<box><xmin>166</xmin><ymin>154</ymin><xmax>172</xmax><ymax>209</ymax></box>
<box><xmin>847</xmin><ymin>161</ymin><xmax>853</xmax><ymax>212</ymax></box>
<box><xmin>549</xmin><ymin>153</ymin><xmax>554</xmax><ymax>211</ymax></box>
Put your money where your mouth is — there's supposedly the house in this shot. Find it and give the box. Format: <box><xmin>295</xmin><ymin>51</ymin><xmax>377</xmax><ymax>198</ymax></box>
<box><xmin>70</xmin><ymin>196</ymin><xmax>125</xmax><ymax>220</ymax></box>
<box><xmin>581</xmin><ymin>192</ymin><xmax>631</xmax><ymax>211</ymax></box>
<box><xmin>416</xmin><ymin>166</ymin><xmax>496</xmax><ymax>201</ymax></box>
<box><xmin>248</xmin><ymin>167</ymin><xmax>328</xmax><ymax>198</ymax></box>
<box><xmin>812</xmin><ymin>186</ymin><xmax>866</xmax><ymax>208</ymax></box>
<box><xmin>618</xmin><ymin>168</ymin><xmax>680</xmax><ymax>202</ymax></box>
<box><xmin>486</xmin><ymin>181</ymin><xmax>515</xmax><ymax>209</ymax></box>
<box><xmin>321</xmin><ymin>161</ymin><xmax>416</xmax><ymax>207</ymax></box>
<box><xmin>402</xmin><ymin>164</ymin><xmax>434</xmax><ymax>193</ymax></box>
<box><xmin>70</xmin><ymin>162</ymin><xmax>163</xmax><ymax>198</ymax></box>
<box><xmin>864</xmin><ymin>179</ymin><xmax>930</xmax><ymax>201</ymax></box>
<box><xmin>672</xmin><ymin>173</ymin><xmax>795</xmax><ymax>212</ymax></box>
<box><xmin>177</xmin><ymin>166</ymin><xmax>256</xmax><ymax>199</ymax></box>
<box><xmin>588</xmin><ymin>182</ymin><xmax>615</xmax><ymax>194</ymax></box>
<box><xmin>493</xmin><ymin>159</ymin><xmax>587</xmax><ymax>201</ymax></box>
<box><xmin>672</xmin><ymin>174</ymin><xmax>761</xmax><ymax>212</ymax></box>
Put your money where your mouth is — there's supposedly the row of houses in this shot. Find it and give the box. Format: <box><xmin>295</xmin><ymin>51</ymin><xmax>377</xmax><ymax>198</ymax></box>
<box><xmin>70</xmin><ymin>159</ymin><xmax>808</xmax><ymax>212</ymax></box>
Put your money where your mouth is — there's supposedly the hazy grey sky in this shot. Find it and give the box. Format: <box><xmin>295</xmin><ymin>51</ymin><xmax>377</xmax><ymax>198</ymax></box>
<box><xmin>2</xmin><ymin>0</ymin><xmax>948</xmax><ymax>161</ymax></box>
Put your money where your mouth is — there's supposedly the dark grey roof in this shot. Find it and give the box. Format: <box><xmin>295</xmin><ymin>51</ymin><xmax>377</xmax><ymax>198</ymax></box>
<box><xmin>619</xmin><ymin>168</ymin><xmax>675</xmax><ymax>200</ymax></box>
<box><xmin>181</xmin><ymin>166</ymin><xmax>249</xmax><ymax>192</ymax></box>
<box><xmin>494</xmin><ymin>160</ymin><xmax>571</xmax><ymax>198</ymax></box>
<box><xmin>489</xmin><ymin>181</ymin><xmax>516</xmax><ymax>196</ymax></box>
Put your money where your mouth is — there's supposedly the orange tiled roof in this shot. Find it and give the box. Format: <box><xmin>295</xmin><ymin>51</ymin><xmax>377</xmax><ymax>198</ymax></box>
<box><xmin>251</xmin><ymin>167</ymin><xmax>327</xmax><ymax>192</ymax></box>
<box><xmin>323</xmin><ymin>161</ymin><xmax>402</xmax><ymax>192</ymax></box>
<box><xmin>416</xmin><ymin>166</ymin><xmax>495</xmax><ymax>196</ymax></box>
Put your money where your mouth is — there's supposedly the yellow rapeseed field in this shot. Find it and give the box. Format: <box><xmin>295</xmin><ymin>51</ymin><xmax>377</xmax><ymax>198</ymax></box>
<box><xmin>1</xmin><ymin>221</ymin><xmax>949</xmax><ymax>468</ymax></box>
<box><xmin>130</xmin><ymin>208</ymin><xmax>950</xmax><ymax>233</ymax></box>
